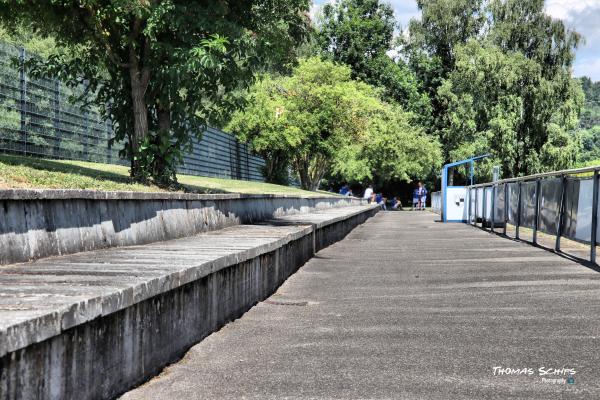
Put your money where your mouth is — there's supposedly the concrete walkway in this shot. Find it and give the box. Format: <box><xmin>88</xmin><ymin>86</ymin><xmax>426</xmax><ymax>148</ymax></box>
<box><xmin>121</xmin><ymin>212</ymin><xmax>600</xmax><ymax>400</ymax></box>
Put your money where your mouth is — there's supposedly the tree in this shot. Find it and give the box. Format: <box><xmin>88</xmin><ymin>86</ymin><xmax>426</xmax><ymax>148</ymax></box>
<box><xmin>228</xmin><ymin>57</ymin><xmax>441</xmax><ymax>190</ymax></box>
<box><xmin>332</xmin><ymin>103</ymin><xmax>442</xmax><ymax>183</ymax></box>
<box><xmin>438</xmin><ymin>40</ymin><xmax>582</xmax><ymax>178</ymax></box>
<box><xmin>1</xmin><ymin>1</ymin><xmax>310</xmax><ymax>186</ymax></box>
<box><xmin>316</xmin><ymin>0</ymin><xmax>429</xmax><ymax>118</ymax></box>
<box><xmin>403</xmin><ymin>0</ymin><xmax>486</xmax><ymax>144</ymax></box>
<box><xmin>579</xmin><ymin>126</ymin><xmax>600</xmax><ymax>163</ymax></box>
<box><xmin>579</xmin><ymin>77</ymin><xmax>600</xmax><ymax>130</ymax></box>
<box><xmin>403</xmin><ymin>0</ymin><xmax>583</xmax><ymax>177</ymax></box>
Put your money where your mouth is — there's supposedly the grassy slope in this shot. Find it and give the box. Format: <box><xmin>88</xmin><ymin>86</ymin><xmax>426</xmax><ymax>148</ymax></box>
<box><xmin>0</xmin><ymin>154</ymin><xmax>331</xmax><ymax>196</ymax></box>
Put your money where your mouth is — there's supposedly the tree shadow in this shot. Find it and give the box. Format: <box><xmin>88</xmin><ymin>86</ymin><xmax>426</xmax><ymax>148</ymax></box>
<box><xmin>0</xmin><ymin>154</ymin><xmax>228</xmax><ymax>194</ymax></box>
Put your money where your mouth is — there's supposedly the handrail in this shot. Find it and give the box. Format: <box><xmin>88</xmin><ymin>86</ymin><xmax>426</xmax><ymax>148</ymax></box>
<box><xmin>463</xmin><ymin>164</ymin><xmax>600</xmax><ymax>264</ymax></box>
<box><xmin>467</xmin><ymin>165</ymin><xmax>600</xmax><ymax>188</ymax></box>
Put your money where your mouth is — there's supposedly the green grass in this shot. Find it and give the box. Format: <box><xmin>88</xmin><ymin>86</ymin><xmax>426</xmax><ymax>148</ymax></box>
<box><xmin>0</xmin><ymin>154</ymin><xmax>332</xmax><ymax>197</ymax></box>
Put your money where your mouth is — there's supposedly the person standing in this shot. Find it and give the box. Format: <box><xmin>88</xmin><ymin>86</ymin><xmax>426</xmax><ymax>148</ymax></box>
<box><xmin>420</xmin><ymin>183</ymin><xmax>428</xmax><ymax>210</ymax></box>
<box><xmin>363</xmin><ymin>185</ymin><xmax>374</xmax><ymax>203</ymax></box>
<box><xmin>412</xmin><ymin>184</ymin><xmax>420</xmax><ymax>211</ymax></box>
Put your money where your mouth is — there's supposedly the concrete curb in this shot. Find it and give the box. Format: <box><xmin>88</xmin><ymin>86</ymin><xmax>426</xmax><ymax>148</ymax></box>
<box><xmin>0</xmin><ymin>189</ymin><xmax>346</xmax><ymax>201</ymax></box>
<box><xmin>0</xmin><ymin>194</ymin><xmax>366</xmax><ymax>265</ymax></box>
<box><xmin>0</xmin><ymin>205</ymin><xmax>378</xmax><ymax>400</ymax></box>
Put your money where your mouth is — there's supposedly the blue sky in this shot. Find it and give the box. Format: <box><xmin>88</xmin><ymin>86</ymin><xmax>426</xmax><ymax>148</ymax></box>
<box><xmin>312</xmin><ymin>0</ymin><xmax>600</xmax><ymax>81</ymax></box>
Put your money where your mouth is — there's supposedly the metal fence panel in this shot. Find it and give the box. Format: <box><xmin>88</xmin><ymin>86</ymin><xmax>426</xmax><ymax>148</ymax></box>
<box><xmin>507</xmin><ymin>182</ymin><xmax>519</xmax><ymax>224</ymax></box>
<box><xmin>561</xmin><ymin>178</ymin><xmax>580</xmax><ymax>240</ymax></box>
<box><xmin>538</xmin><ymin>178</ymin><xmax>562</xmax><ymax>235</ymax></box>
<box><xmin>494</xmin><ymin>183</ymin><xmax>505</xmax><ymax>223</ymax></box>
<box><xmin>0</xmin><ymin>42</ymin><xmax>266</xmax><ymax>182</ymax></box>
<box><xmin>519</xmin><ymin>181</ymin><xmax>537</xmax><ymax>229</ymax></box>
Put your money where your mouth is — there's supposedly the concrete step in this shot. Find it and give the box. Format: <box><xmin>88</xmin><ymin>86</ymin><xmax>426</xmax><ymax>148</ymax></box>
<box><xmin>0</xmin><ymin>204</ymin><xmax>378</xmax><ymax>400</ymax></box>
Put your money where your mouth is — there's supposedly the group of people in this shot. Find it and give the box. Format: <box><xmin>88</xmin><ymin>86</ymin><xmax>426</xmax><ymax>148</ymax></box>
<box><xmin>362</xmin><ymin>185</ymin><xmax>402</xmax><ymax>211</ymax></box>
<box><xmin>339</xmin><ymin>182</ymin><xmax>428</xmax><ymax>211</ymax></box>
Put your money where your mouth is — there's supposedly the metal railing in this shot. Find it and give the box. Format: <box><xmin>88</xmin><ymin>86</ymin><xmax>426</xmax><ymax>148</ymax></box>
<box><xmin>466</xmin><ymin>165</ymin><xmax>600</xmax><ymax>264</ymax></box>
<box><xmin>0</xmin><ymin>42</ymin><xmax>266</xmax><ymax>181</ymax></box>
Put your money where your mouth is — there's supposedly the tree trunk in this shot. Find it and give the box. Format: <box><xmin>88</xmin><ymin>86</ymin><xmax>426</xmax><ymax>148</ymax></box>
<box><xmin>127</xmin><ymin>22</ymin><xmax>150</xmax><ymax>181</ymax></box>
<box><xmin>295</xmin><ymin>155</ymin><xmax>327</xmax><ymax>191</ymax></box>
<box><xmin>155</xmin><ymin>105</ymin><xmax>173</xmax><ymax>185</ymax></box>
<box><xmin>295</xmin><ymin>159</ymin><xmax>311</xmax><ymax>190</ymax></box>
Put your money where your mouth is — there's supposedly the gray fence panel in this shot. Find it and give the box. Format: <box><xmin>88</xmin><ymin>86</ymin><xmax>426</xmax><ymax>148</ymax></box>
<box><xmin>0</xmin><ymin>42</ymin><xmax>266</xmax><ymax>182</ymax></box>
<box><xmin>507</xmin><ymin>182</ymin><xmax>519</xmax><ymax>224</ymax></box>
<box><xmin>562</xmin><ymin>178</ymin><xmax>580</xmax><ymax>240</ymax></box>
<box><xmin>494</xmin><ymin>183</ymin><xmax>505</xmax><ymax>223</ymax></box>
<box><xmin>538</xmin><ymin>178</ymin><xmax>562</xmax><ymax>235</ymax></box>
<box><xmin>519</xmin><ymin>181</ymin><xmax>537</xmax><ymax>229</ymax></box>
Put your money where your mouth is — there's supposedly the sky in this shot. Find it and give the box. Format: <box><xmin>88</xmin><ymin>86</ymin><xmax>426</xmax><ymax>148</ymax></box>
<box><xmin>312</xmin><ymin>0</ymin><xmax>600</xmax><ymax>81</ymax></box>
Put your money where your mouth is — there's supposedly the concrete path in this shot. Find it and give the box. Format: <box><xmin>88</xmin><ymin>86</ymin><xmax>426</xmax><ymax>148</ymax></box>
<box><xmin>121</xmin><ymin>212</ymin><xmax>600</xmax><ymax>400</ymax></box>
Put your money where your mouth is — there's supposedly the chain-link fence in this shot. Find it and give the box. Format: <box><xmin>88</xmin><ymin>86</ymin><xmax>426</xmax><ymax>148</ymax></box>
<box><xmin>0</xmin><ymin>42</ymin><xmax>265</xmax><ymax>181</ymax></box>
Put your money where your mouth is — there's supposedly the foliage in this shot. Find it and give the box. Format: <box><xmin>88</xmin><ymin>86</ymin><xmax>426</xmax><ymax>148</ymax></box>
<box><xmin>228</xmin><ymin>57</ymin><xmax>441</xmax><ymax>190</ymax></box>
<box><xmin>438</xmin><ymin>41</ymin><xmax>582</xmax><ymax>177</ymax></box>
<box><xmin>580</xmin><ymin>77</ymin><xmax>600</xmax><ymax>130</ymax></box>
<box><xmin>332</xmin><ymin>103</ymin><xmax>442</xmax><ymax>183</ymax></box>
<box><xmin>316</xmin><ymin>0</ymin><xmax>430</xmax><ymax>120</ymax></box>
<box><xmin>0</xmin><ymin>23</ymin><xmax>63</xmax><ymax>58</ymax></box>
<box><xmin>1</xmin><ymin>0</ymin><xmax>310</xmax><ymax>187</ymax></box>
<box><xmin>404</xmin><ymin>0</ymin><xmax>583</xmax><ymax>178</ymax></box>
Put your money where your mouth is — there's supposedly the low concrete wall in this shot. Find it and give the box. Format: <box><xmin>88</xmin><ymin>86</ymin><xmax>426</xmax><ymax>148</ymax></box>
<box><xmin>0</xmin><ymin>190</ymin><xmax>363</xmax><ymax>265</ymax></box>
<box><xmin>0</xmin><ymin>207</ymin><xmax>377</xmax><ymax>400</ymax></box>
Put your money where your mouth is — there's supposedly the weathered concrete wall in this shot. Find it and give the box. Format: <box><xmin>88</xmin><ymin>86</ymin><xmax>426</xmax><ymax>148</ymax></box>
<box><xmin>0</xmin><ymin>190</ymin><xmax>363</xmax><ymax>265</ymax></box>
<box><xmin>0</xmin><ymin>207</ymin><xmax>376</xmax><ymax>400</ymax></box>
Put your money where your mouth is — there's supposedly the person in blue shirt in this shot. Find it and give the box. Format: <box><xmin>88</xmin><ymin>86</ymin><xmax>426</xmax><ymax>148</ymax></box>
<box><xmin>412</xmin><ymin>186</ymin><xmax>420</xmax><ymax>210</ymax></box>
<box><xmin>375</xmin><ymin>193</ymin><xmax>386</xmax><ymax>210</ymax></box>
<box><xmin>420</xmin><ymin>183</ymin><xmax>428</xmax><ymax>210</ymax></box>
<box><xmin>339</xmin><ymin>184</ymin><xmax>349</xmax><ymax>196</ymax></box>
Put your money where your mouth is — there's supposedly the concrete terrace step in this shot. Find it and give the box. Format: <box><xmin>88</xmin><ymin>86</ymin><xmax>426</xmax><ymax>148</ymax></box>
<box><xmin>0</xmin><ymin>204</ymin><xmax>376</xmax><ymax>359</ymax></box>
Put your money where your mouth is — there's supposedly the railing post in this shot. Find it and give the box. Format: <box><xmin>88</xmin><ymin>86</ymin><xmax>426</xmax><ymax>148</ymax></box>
<box><xmin>533</xmin><ymin>178</ymin><xmax>541</xmax><ymax>244</ymax></box>
<box><xmin>482</xmin><ymin>186</ymin><xmax>487</xmax><ymax>229</ymax></box>
<box><xmin>503</xmin><ymin>183</ymin><xmax>508</xmax><ymax>236</ymax></box>
<box><xmin>516</xmin><ymin>182</ymin><xmax>522</xmax><ymax>240</ymax></box>
<box><xmin>555</xmin><ymin>175</ymin><xmax>567</xmax><ymax>252</ymax></box>
<box><xmin>474</xmin><ymin>187</ymin><xmax>479</xmax><ymax>226</ymax></box>
<box><xmin>591</xmin><ymin>170</ymin><xmax>599</xmax><ymax>263</ymax></box>
<box><xmin>468</xmin><ymin>188</ymin><xmax>472</xmax><ymax>224</ymax></box>
<box><xmin>491</xmin><ymin>185</ymin><xmax>496</xmax><ymax>233</ymax></box>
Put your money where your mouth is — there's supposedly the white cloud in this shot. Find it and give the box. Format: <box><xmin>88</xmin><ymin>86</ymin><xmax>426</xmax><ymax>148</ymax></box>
<box><xmin>545</xmin><ymin>0</ymin><xmax>600</xmax><ymax>20</ymax></box>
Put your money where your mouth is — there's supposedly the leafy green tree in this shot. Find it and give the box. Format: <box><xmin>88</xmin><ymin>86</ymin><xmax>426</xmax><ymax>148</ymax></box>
<box><xmin>580</xmin><ymin>77</ymin><xmax>600</xmax><ymax>130</ymax></box>
<box><xmin>578</xmin><ymin>126</ymin><xmax>600</xmax><ymax>163</ymax></box>
<box><xmin>404</xmin><ymin>0</ymin><xmax>583</xmax><ymax>177</ymax></box>
<box><xmin>228</xmin><ymin>57</ymin><xmax>441</xmax><ymax>190</ymax></box>
<box><xmin>332</xmin><ymin>102</ymin><xmax>442</xmax><ymax>183</ymax></box>
<box><xmin>316</xmin><ymin>0</ymin><xmax>429</xmax><ymax>118</ymax></box>
<box><xmin>403</xmin><ymin>0</ymin><xmax>486</xmax><ymax>145</ymax></box>
<box><xmin>1</xmin><ymin>0</ymin><xmax>310</xmax><ymax>186</ymax></box>
<box><xmin>438</xmin><ymin>41</ymin><xmax>582</xmax><ymax>177</ymax></box>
